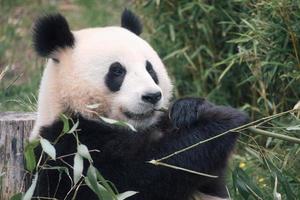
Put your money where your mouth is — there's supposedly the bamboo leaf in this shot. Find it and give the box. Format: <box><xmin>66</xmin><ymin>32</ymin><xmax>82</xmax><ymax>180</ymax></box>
<box><xmin>60</xmin><ymin>114</ymin><xmax>70</xmax><ymax>133</ymax></box>
<box><xmin>233</xmin><ymin>167</ymin><xmax>264</xmax><ymax>199</ymax></box>
<box><xmin>23</xmin><ymin>173</ymin><xmax>38</xmax><ymax>200</ymax></box>
<box><xmin>286</xmin><ymin>124</ymin><xmax>300</xmax><ymax>131</ymax></box>
<box><xmin>217</xmin><ymin>59</ymin><xmax>235</xmax><ymax>84</ymax></box>
<box><xmin>86</xmin><ymin>103</ymin><xmax>101</xmax><ymax>109</ymax></box>
<box><xmin>78</xmin><ymin>144</ymin><xmax>92</xmax><ymax>162</ymax></box>
<box><xmin>40</xmin><ymin>138</ymin><xmax>56</xmax><ymax>160</ymax></box>
<box><xmin>73</xmin><ymin>153</ymin><xmax>83</xmax><ymax>185</ymax></box>
<box><xmin>24</xmin><ymin>139</ymin><xmax>39</xmax><ymax>172</ymax></box>
<box><xmin>168</xmin><ymin>24</ymin><xmax>175</xmax><ymax>42</ymax></box>
<box><xmin>86</xmin><ymin>165</ymin><xmax>115</xmax><ymax>200</ymax></box>
<box><xmin>68</xmin><ymin>120</ymin><xmax>79</xmax><ymax>134</ymax></box>
<box><xmin>100</xmin><ymin>116</ymin><xmax>136</xmax><ymax>132</ymax></box>
<box><xmin>116</xmin><ymin>191</ymin><xmax>138</xmax><ymax>200</ymax></box>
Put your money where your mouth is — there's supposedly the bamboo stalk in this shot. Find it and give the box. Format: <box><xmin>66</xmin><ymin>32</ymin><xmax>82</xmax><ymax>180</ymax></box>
<box><xmin>248</xmin><ymin>127</ymin><xmax>300</xmax><ymax>144</ymax></box>
<box><xmin>154</xmin><ymin>109</ymin><xmax>299</xmax><ymax>163</ymax></box>
<box><xmin>147</xmin><ymin>160</ymin><xmax>218</xmax><ymax>178</ymax></box>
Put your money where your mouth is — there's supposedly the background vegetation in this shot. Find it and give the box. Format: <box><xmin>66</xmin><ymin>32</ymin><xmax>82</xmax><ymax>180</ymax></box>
<box><xmin>134</xmin><ymin>0</ymin><xmax>300</xmax><ymax>199</ymax></box>
<box><xmin>0</xmin><ymin>0</ymin><xmax>299</xmax><ymax>199</ymax></box>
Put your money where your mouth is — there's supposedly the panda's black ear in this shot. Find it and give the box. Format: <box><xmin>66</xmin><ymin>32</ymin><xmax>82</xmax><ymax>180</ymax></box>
<box><xmin>121</xmin><ymin>9</ymin><xmax>142</xmax><ymax>36</ymax></box>
<box><xmin>33</xmin><ymin>13</ymin><xmax>75</xmax><ymax>58</ymax></box>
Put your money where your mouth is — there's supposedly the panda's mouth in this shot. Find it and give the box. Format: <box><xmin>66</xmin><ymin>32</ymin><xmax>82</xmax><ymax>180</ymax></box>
<box><xmin>123</xmin><ymin>110</ymin><xmax>155</xmax><ymax>120</ymax></box>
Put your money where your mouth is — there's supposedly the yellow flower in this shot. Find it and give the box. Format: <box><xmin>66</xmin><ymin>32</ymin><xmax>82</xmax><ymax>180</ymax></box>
<box><xmin>239</xmin><ymin>162</ymin><xmax>246</xmax><ymax>168</ymax></box>
<box><xmin>258</xmin><ymin>178</ymin><xmax>264</xmax><ymax>183</ymax></box>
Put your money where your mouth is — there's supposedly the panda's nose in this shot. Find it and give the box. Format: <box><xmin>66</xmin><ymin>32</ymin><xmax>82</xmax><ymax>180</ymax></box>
<box><xmin>142</xmin><ymin>92</ymin><xmax>162</xmax><ymax>105</ymax></box>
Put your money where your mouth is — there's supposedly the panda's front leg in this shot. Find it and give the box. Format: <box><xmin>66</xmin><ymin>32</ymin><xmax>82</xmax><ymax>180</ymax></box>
<box><xmin>169</xmin><ymin>97</ymin><xmax>213</xmax><ymax>129</ymax></box>
<box><xmin>169</xmin><ymin>97</ymin><xmax>248</xmax><ymax>131</ymax></box>
<box><xmin>166</xmin><ymin>97</ymin><xmax>248</xmax><ymax>200</ymax></box>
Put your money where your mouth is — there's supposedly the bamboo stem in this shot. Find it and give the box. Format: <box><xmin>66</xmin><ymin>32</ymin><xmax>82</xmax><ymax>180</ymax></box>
<box><xmin>147</xmin><ymin>160</ymin><xmax>218</xmax><ymax>178</ymax></box>
<box><xmin>155</xmin><ymin>109</ymin><xmax>299</xmax><ymax>163</ymax></box>
<box><xmin>248</xmin><ymin>127</ymin><xmax>300</xmax><ymax>144</ymax></box>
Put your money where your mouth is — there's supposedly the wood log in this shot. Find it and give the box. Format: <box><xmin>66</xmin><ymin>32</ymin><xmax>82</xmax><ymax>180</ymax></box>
<box><xmin>0</xmin><ymin>112</ymin><xmax>36</xmax><ymax>200</ymax></box>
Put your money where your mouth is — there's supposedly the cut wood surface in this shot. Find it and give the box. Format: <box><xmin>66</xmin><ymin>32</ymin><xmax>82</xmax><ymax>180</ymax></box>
<box><xmin>0</xmin><ymin>112</ymin><xmax>36</xmax><ymax>200</ymax></box>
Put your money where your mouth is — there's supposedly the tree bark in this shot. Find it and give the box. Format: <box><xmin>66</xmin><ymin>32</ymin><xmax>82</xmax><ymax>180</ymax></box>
<box><xmin>0</xmin><ymin>112</ymin><xmax>36</xmax><ymax>200</ymax></box>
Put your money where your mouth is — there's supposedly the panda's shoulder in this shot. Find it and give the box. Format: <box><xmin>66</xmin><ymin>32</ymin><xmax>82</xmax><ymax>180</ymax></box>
<box><xmin>40</xmin><ymin>119</ymin><xmax>64</xmax><ymax>142</ymax></box>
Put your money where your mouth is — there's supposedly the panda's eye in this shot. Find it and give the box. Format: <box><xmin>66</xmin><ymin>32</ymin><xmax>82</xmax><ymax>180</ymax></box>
<box><xmin>146</xmin><ymin>61</ymin><xmax>159</xmax><ymax>84</ymax></box>
<box><xmin>110</xmin><ymin>62</ymin><xmax>126</xmax><ymax>76</ymax></box>
<box><xmin>146</xmin><ymin>62</ymin><xmax>153</xmax><ymax>72</ymax></box>
<box><xmin>105</xmin><ymin>62</ymin><xmax>126</xmax><ymax>92</ymax></box>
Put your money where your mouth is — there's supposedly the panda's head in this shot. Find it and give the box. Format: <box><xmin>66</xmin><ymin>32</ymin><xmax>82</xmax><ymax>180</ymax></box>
<box><xmin>32</xmin><ymin>10</ymin><xmax>173</xmax><ymax>132</ymax></box>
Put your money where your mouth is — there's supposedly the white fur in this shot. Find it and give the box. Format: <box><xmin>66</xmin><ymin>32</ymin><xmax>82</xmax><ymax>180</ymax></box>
<box><xmin>30</xmin><ymin>26</ymin><xmax>173</xmax><ymax>140</ymax></box>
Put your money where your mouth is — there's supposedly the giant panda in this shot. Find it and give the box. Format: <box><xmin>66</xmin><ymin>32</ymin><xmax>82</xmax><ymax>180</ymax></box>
<box><xmin>29</xmin><ymin>9</ymin><xmax>248</xmax><ymax>200</ymax></box>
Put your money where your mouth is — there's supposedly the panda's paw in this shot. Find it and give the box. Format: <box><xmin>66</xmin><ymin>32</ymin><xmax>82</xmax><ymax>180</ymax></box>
<box><xmin>170</xmin><ymin>97</ymin><xmax>206</xmax><ymax>128</ymax></box>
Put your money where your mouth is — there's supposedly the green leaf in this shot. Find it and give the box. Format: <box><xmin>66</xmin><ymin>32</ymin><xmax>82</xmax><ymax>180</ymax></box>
<box><xmin>263</xmin><ymin>158</ymin><xmax>296</xmax><ymax>199</ymax></box>
<box><xmin>100</xmin><ymin>116</ymin><xmax>136</xmax><ymax>132</ymax></box>
<box><xmin>40</xmin><ymin>138</ymin><xmax>56</xmax><ymax>160</ymax></box>
<box><xmin>217</xmin><ymin>59</ymin><xmax>235</xmax><ymax>84</ymax></box>
<box><xmin>60</xmin><ymin>114</ymin><xmax>70</xmax><ymax>133</ymax></box>
<box><xmin>114</xmin><ymin>121</ymin><xmax>137</xmax><ymax>132</ymax></box>
<box><xmin>73</xmin><ymin>153</ymin><xmax>83</xmax><ymax>185</ymax></box>
<box><xmin>116</xmin><ymin>191</ymin><xmax>138</xmax><ymax>200</ymax></box>
<box><xmin>86</xmin><ymin>165</ymin><xmax>115</xmax><ymax>200</ymax></box>
<box><xmin>23</xmin><ymin>173</ymin><xmax>38</xmax><ymax>200</ymax></box>
<box><xmin>24</xmin><ymin>148</ymin><xmax>36</xmax><ymax>172</ymax></box>
<box><xmin>68</xmin><ymin>120</ymin><xmax>79</xmax><ymax>133</ymax></box>
<box><xmin>233</xmin><ymin>167</ymin><xmax>264</xmax><ymax>199</ymax></box>
<box><xmin>232</xmin><ymin>169</ymin><xmax>250</xmax><ymax>199</ymax></box>
<box><xmin>10</xmin><ymin>193</ymin><xmax>23</xmax><ymax>200</ymax></box>
<box><xmin>78</xmin><ymin>144</ymin><xmax>93</xmax><ymax>162</ymax></box>
<box><xmin>241</xmin><ymin>18</ymin><xmax>255</xmax><ymax>31</ymax></box>
<box><xmin>155</xmin><ymin>0</ymin><xmax>160</xmax><ymax>6</ymax></box>
<box><xmin>24</xmin><ymin>139</ymin><xmax>39</xmax><ymax>172</ymax></box>
<box><xmin>93</xmin><ymin>165</ymin><xmax>117</xmax><ymax>197</ymax></box>
<box><xmin>273</xmin><ymin>176</ymin><xmax>282</xmax><ymax>200</ymax></box>
<box><xmin>286</xmin><ymin>124</ymin><xmax>300</xmax><ymax>131</ymax></box>
<box><xmin>168</xmin><ymin>24</ymin><xmax>175</xmax><ymax>42</ymax></box>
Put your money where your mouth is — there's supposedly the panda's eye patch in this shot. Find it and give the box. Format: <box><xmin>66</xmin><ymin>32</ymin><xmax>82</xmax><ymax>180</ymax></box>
<box><xmin>146</xmin><ymin>61</ymin><xmax>159</xmax><ymax>84</ymax></box>
<box><xmin>110</xmin><ymin>62</ymin><xmax>126</xmax><ymax>76</ymax></box>
<box><xmin>105</xmin><ymin>62</ymin><xmax>126</xmax><ymax>92</ymax></box>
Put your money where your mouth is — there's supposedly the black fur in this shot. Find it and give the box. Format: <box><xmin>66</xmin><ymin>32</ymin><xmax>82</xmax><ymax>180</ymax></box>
<box><xmin>105</xmin><ymin>62</ymin><xmax>127</xmax><ymax>92</ymax></box>
<box><xmin>34</xmin><ymin>98</ymin><xmax>248</xmax><ymax>200</ymax></box>
<box><xmin>146</xmin><ymin>61</ymin><xmax>159</xmax><ymax>84</ymax></box>
<box><xmin>33</xmin><ymin>13</ymin><xmax>74</xmax><ymax>57</ymax></box>
<box><xmin>121</xmin><ymin>9</ymin><xmax>142</xmax><ymax>35</ymax></box>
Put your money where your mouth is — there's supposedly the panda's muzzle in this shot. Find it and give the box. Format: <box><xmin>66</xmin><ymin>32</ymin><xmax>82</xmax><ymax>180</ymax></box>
<box><xmin>123</xmin><ymin>110</ymin><xmax>155</xmax><ymax>120</ymax></box>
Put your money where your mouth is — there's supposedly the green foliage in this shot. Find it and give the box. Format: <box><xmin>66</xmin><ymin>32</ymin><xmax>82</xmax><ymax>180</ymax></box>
<box><xmin>20</xmin><ymin>116</ymin><xmax>137</xmax><ymax>200</ymax></box>
<box><xmin>135</xmin><ymin>0</ymin><xmax>300</xmax><ymax>116</ymax></box>
<box><xmin>23</xmin><ymin>173</ymin><xmax>38</xmax><ymax>200</ymax></box>
<box><xmin>134</xmin><ymin>0</ymin><xmax>300</xmax><ymax>199</ymax></box>
<box><xmin>40</xmin><ymin>137</ymin><xmax>56</xmax><ymax>160</ymax></box>
<box><xmin>232</xmin><ymin>167</ymin><xmax>264</xmax><ymax>199</ymax></box>
<box><xmin>9</xmin><ymin>192</ymin><xmax>23</xmax><ymax>200</ymax></box>
<box><xmin>24</xmin><ymin>139</ymin><xmax>39</xmax><ymax>172</ymax></box>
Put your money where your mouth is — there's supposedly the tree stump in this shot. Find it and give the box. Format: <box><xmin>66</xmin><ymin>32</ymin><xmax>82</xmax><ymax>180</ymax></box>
<box><xmin>0</xmin><ymin>112</ymin><xmax>36</xmax><ymax>200</ymax></box>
